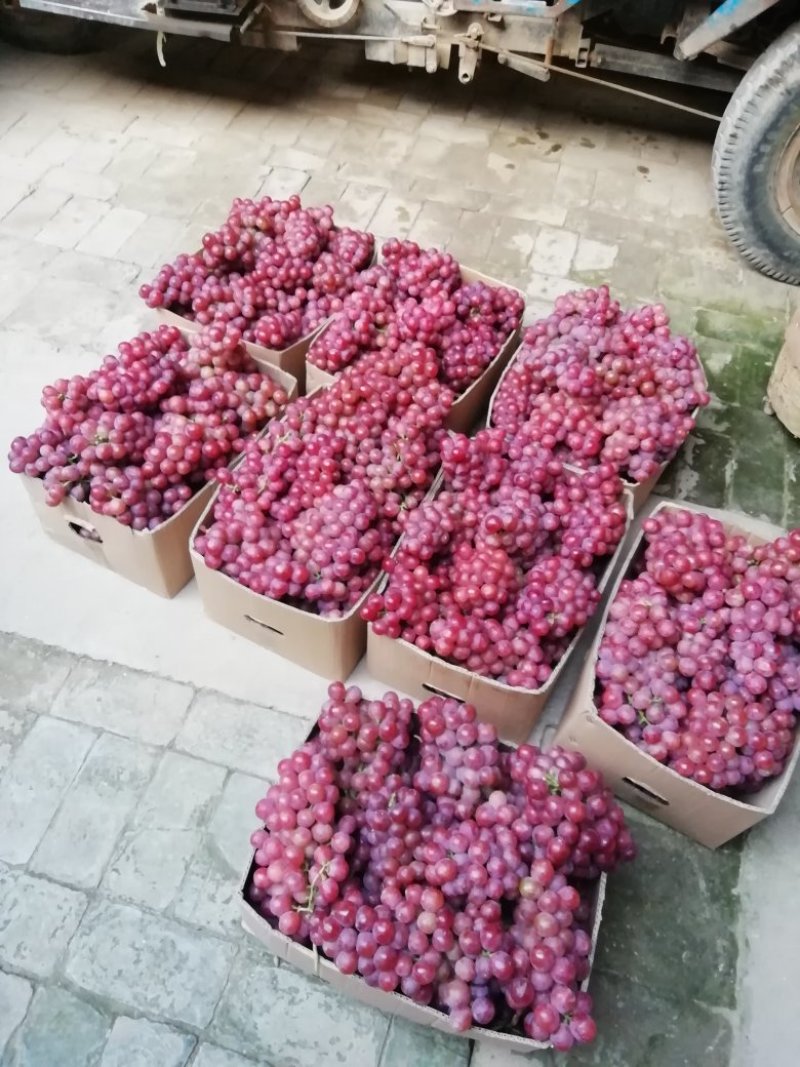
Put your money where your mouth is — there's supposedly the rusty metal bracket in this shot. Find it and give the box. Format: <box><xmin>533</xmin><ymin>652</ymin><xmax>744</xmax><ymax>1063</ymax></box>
<box><xmin>456</xmin><ymin>20</ymin><xmax>482</xmax><ymax>82</ymax></box>
<box><xmin>496</xmin><ymin>49</ymin><xmax>550</xmax><ymax>80</ymax></box>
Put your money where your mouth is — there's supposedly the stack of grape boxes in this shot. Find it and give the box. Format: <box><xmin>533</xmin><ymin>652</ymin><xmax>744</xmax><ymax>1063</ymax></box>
<box><xmin>187</xmin><ymin>267</ymin><xmax>525</xmax><ymax>679</ymax></box>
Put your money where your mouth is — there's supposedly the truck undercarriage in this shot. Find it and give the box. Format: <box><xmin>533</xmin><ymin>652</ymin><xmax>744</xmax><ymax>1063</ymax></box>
<box><xmin>2</xmin><ymin>0</ymin><xmax>799</xmax><ymax>284</ymax></box>
<box><xmin>6</xmin><ymin>1</ymin><xmax>781</xmax><ymax>91</ymax></box>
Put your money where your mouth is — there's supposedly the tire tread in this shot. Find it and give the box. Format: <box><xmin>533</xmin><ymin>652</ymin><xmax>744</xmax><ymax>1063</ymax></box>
<box><xmin>713</xmin><ymin>22</ymin><xmax>800</xmax><ymax>284</ymax></box>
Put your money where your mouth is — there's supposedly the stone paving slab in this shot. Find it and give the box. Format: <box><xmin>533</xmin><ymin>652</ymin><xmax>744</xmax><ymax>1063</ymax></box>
<box><xmin>208</xmin><ymin>945</ymin><xmax>390</xmax><ymax>1066</ymax></box>
<box><xmin>99</xmin><ymin>1017</ymin><xmax>196</xmax><ymax>1067</ymax></box>
<box><xmin>3</xmin><ymin>986</ymin><xmax>111</xmax><ymax>1067</ymax></box>
<box><xmin>596</xmin><ymin>809</ymin><xmax>740</xmax><ymax>1010</ymax></box>
<box><xmin>0</xmin><ymin>865</ymin><xmax>88</xmax><ymax>980</ymax></box>
<box><xmin>65</xmin><ymin>899</ymin><xmax>237</xmax><ymax>1029</ymax></box>
<box><xmin>0</xmin><ymin>717</ymin><xmax>96</xmax><ymax>865</ymax></box>
<box><xmin>207</xmin><ymin>772</ymin><xmax>265</xmax><ymax>875</ymax></box>
<box><xmin>380</xmin><ymin>1018</ymin><xmax>471</xmax><ymax>1067</ymax></box>
<box><xmin>29</xmin><ymin>732</ymin><xmax>157</xmax><ymax>889</ymax></box>
<box><xmin>0</xmin><ymin>633</ymin><xmax>73</xmax><ymax>711</ymax></box>
<box><xmin>50</xmin><ymin>660</ymin><xmax>194</xmax><ymax>746</ymax></box>
<box><xmin>0</xmin><ymin>972</ymin><xmax>33</xmax><ymax>1059</ymax></box>
<box><xmin>732</xmin><ymin>759</ymin><xmax>800</xmax><ymax>1067</ymax></box>
<box><xmin>171</xmin><ymin>842</ymin><xmax>245</xmax><ymax>940</ymax></box>
<box><xmin>102</xmin><ymin>749</ymin><xmax>226</xmax><ymax>911</ymax></box>
<box><xmin>0</xmin><ymin>704</ymin><xmax>34</xmax><ymax>778</ymax></box>
<box><xmin>102</xmin><ymin>824</ymin><xmax>202</xmax><ymax>912</ymax></box>
<box><xmin>174</xmin><ymin>691</ymin><xmax>313</xmax><ymax>777</ymax></box>
<box><xmin>192</xmin><ymin>1045</ymin><xmax>260</xmax><ymax>1067</ymax></box>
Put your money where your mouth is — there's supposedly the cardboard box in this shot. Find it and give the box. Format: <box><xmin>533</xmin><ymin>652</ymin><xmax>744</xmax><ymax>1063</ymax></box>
<box><xmin>20</xmin><ymin>355</ymin><xmax>298</xmax><ymax>600</ymax></box>
<box><xmin>767</xmin><ymin>309</ymin><xmax>800</xmax><ymax>437</ymax></box>
<box><xmin>22</xmin><ymin>474</ymin><xmax>216</xmax><ymax>598</ymax></box>
<box><xmin>485</xmin><ymin>343</ymin><xmax>708</xmax><ymax>513</ymax></box>
<box><xmin>556</xmin><ymin>500</ymin><xmax>800</xmax><ymax>848</ymax></box>
<box><xmin>238</xmin><ymin>725</ymin><xmax>606</xmax><ymax>1052</ymax></box>
<box><xmin>189</xmin><ymin>490</ymin><xmax>380</xmax><ymax>677</ymax></box>
<box><xmin>154</xmin><ymin>307</ymin><xmax>319</xmax><ymax>394</ymax></box>
<box><xmin>240</xmin><ymin>862</ymin><xmax>604</xmax><ymax>1051</ymax></box>
<box><xmin>366</xmin><ymin>474</ymin><xmax>634</xmax><ymax>745</ymax></box>
<box><xmin>305</xmin><ymin>356</ymin><xmax>336</xmax><ymax>397</ymax></box>
<box><xmin>304</xmin><ymin>265</ymin><xmax>525</xmax><ymax>434</ymax></box>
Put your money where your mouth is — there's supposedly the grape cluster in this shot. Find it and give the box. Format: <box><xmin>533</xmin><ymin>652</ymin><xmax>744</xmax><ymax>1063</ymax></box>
<box><xmin>248</xmin><ymin>686</ymin><xmax>636</xmax><ymax>1047</ymax></box>
<box><xmin>362</xmin><ymin>427</ymin><xmax>628</xmax><ymax>688</ymax></box>
<box><xmin>490</xmin><ymin>286</ymin><xmax>709</xmax><ymax>484</ymax></box>
<box><xmin>139</xmin><ymin>196</ymin><xmax>375</xmax><ymax>349</ymax></box>
<box><xmin>8</xmin><ymin>325</ymin><xmax>290</xmax><ymax>530</ymax></box>
<box><xmin>307</xmin><ymin>241</ymin><xmax>524</xmax><ymax>393</ymax></box>
<box><xmin>193</xmin><ymin>346</ymin><xmax>452</xmax><ymax>615</ymax></box>
<box><xmin>596</xmin><ymin>507</ymin><xmax>800</xmax><ymax>792</ymax></box>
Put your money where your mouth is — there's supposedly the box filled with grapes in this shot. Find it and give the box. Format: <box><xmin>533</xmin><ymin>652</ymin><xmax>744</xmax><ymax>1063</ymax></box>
<box><xmin>11</xmin><ymin>325</ymin><xmax>298</xmax><ymax>598</ymax></box>
<box><xmin>238</xmin><ymin>692</ymin><xmax>629</xmax><ymax>1053</ymax></box>
<box><xmin>304</xmin><ymin>253</ymin><xmax>526</xmax><ymax>433</ymax></box>
<box><xmin>486</xmin><ymin>287</ymin><xmax>709</xmax><ymax>512</ymax></box>
<box><xmin>188</xmin><ymin>471</ymin><xmax>400</xmax><ymax>680</ymax></box>
<box><xmin>240</xmin><ymin>858</ymin><xmax>605</xmax><ymax>1052</ymax></box>
<box><xmin>556</xmin><ymin>501</ymin><xmax>800</xmax><ymax>847</ymax></box>
<box><xmin>364</xmin><ymin>431</ymin><xmax>635</xmax><ymax>745</ymax></box>
<box><xmin>189</xmin><ymin>525</ymin><xmax>377</xmax><ymax>679</ymax></box>
<box><xmin>22</xmin><ymin>475</ymin><xmax>218</xmax><ymax>599</ymax></box>
<box><xmin>188</xmin><ymin>333</ymin><xmax>457</xmax><ymax>677</ymax></box>
<box><xmin>141</xmin><ymin>197</ymin><xmax>379</xmax><ymax>393</ymax></box>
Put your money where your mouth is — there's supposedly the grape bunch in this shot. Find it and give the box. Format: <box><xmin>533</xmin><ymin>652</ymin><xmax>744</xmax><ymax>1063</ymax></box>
<box><xmin>8</xmin><ymin>325</ymin><xmax>291</xmax><ymax>530</ymax></box>
<box><xmin>306</xmin><ymin>264</ymin><xmax>397</xmax><ymax>374</ymax></box>
<box><xmin>248</xmin><ymin>686</ymin><xmax>636</xmax><ymax>1048</ymax></box>
<box><xmin>362</xmin><ymin>428</ymin><xmax>628</xmax><ymax>689</ymax></box>
<box><xmin>490</xmin><ymin>286</ymin><xmax>709</xmax><ymax>484</ymax></box>
<box><xmin>139</xmin><ymin>195</ymin><xmax>375</xmax><ymax>349</ymax></box>
<box><xmin>596</xmin><ymin>506</ymin><xmax>800</xmax><ymax>792</ymax></box>
<box><xmin>193</xmin><ymin>346</ymin><xmax>452</xmax><ymax>615</ymax></box>
<box><xmin>307</xmin><ymin>241</ymin><xmax>524</xmax><ymax>394</ymax></box>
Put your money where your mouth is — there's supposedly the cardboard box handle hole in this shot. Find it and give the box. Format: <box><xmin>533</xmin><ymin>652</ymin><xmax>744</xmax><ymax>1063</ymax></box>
<box><xmin>622</xmin><ymin>776</ymin><xmax>669</xmax><ymax>806</ymax></box>
<box><xmin>244</xmin><ymin>614</ymin><xmax>284</xmax><ymax>637</ymax></box>
<box><xmin>67</xmin><ymin>519</ymin><xmax>102</xmax><ymax>544</ymax></box>
<box><xmin>422</xmin><ymin>681</ymin><xmax>463</xmax><ymax>701</ymax></box>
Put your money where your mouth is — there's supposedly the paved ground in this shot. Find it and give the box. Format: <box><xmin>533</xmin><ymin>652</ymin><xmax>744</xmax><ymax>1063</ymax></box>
<box><xmin>0</xmin><ymin>23</ymin><xmax>798</xmax><ymax>1067</ymax></box>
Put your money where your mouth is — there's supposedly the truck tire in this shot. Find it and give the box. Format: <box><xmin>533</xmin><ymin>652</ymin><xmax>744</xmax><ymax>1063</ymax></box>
<box><xmin>712</xmin><ymin>21</ymin><xmax>800</xmax><ymax>285</ymax></box>
<box><xmin>0</xmin><ymin>7</ymin><xmax>101</xmax><ymax>53</ymax></box>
